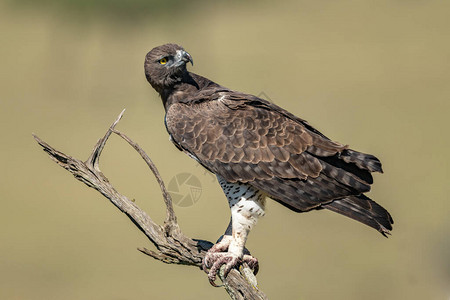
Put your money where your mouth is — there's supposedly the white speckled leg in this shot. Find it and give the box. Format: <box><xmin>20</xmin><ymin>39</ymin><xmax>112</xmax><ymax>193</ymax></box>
<box><xmin>203</xmin><ymin>176</ymin><xmax>265</xmax><ymax>285</ymax></box>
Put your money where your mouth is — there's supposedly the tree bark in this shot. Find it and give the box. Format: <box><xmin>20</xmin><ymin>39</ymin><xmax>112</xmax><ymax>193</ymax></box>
<box><xmin>33</xmin><ymin>110</ymin><xmax>268</xmax><ymax>300</ymax></box>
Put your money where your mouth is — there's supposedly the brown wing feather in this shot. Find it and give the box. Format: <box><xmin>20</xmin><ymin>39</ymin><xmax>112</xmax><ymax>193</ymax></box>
<box><xmin>165</xmin><ymin>91</ymin><xmax>393</xmax><ymax>234</ymax></box>
<box><xmin>166</xmin><ymin>97</ymin><xmax>340</xmax><ymax>182</ymax></box>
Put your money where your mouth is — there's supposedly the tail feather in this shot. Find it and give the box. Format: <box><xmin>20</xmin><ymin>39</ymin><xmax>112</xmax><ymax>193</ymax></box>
<box><xmin>323</xmin><ymin>194</ymin><xmax>393</xmax><ymax>237</ymax></box>
<box><xmin>340</xmin><ymin>149</ymin><xmax>383</xmax><ymax>173</ymax></box>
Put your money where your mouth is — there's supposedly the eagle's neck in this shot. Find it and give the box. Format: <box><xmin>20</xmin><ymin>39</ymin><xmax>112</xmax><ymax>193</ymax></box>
<box><xmin>160</xmin><ymin>72</ymin><xmax>221</xmax><ymax>110</ymax></box>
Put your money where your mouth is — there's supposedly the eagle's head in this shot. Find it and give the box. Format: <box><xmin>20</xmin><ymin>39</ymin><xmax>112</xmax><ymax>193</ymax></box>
<box><xmin>144</xmin><ymin>43</ymin><xmax>193</xmax><ymax>93</ymax></box>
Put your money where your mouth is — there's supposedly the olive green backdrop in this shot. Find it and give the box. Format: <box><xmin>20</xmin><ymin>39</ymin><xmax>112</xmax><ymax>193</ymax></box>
<box><xmin>1</xmin><ymin>0</ymin><xmax>449</xmax><ymax>299</ymax></box>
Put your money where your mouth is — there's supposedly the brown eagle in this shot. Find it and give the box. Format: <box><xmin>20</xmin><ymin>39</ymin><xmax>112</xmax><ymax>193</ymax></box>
<box><xmin>144</xmin><ymin>43</ymin><xmax>393</xmax><ymax>284</ymax></box>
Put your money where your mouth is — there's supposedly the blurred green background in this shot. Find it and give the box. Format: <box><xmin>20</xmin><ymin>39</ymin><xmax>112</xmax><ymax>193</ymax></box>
<box><xmin>1</xmin><ymin>0</ymin><xmax>449</xmax><ymax>299</ymax></box>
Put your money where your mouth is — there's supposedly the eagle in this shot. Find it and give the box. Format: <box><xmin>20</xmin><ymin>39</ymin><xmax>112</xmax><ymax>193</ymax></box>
<box><xmin>144</xmin><ymin>43</ymin><xmax>393</xmax><ymax>284</ymax></box>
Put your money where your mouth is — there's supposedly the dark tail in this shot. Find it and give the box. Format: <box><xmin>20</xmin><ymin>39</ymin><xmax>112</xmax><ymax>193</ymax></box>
<box><xmin>340</xmin><ymin>149</ymin><xmax>383</xmax><ymax>173</ymax></box>
<box><xmin>323</xmin><ymin>194</ymin><xmax>393</xmax><ymax>237</ymax></box>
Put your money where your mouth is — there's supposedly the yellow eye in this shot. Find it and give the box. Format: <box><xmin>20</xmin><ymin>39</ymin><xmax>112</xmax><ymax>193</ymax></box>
<box><xmin>159</xmin><ymin>58</ymin><xmax>168</xmax><ymax>65</ymax></box>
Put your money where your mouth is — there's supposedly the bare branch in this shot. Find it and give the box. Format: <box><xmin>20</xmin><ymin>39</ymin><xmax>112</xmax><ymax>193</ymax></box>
<box><xmin>33</xmin><ymin>111</ymin><xmax>267</xmax><ymax>300</ymax></box>
<box><xmin>112</xmin><ymin>129</ymin><xmax>177</xmax><ymax>228</ymax></box>
<box><xmin>86</xmin><ymin>108</ymin><xmax>126</xmax><ymax>171</ymax></box>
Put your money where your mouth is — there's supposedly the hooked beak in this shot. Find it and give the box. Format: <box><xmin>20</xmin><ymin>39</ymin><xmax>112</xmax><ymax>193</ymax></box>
<box><xmin>175</xmin><ymin>50</ymin><xmax>193</xmax><ymax>66</ymax></box>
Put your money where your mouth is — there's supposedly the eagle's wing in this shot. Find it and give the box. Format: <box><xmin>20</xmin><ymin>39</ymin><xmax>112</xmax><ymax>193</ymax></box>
<box><xmin>165</xmin><ymin>91</ymin><xmax>393</xmax><ymax>235</ymax></box>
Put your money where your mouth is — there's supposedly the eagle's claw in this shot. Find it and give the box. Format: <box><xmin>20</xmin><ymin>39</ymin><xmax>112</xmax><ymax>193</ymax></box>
<box><xmin>205</xmin><ymin>252</ymin><xmax>241</xmax><ymax>285</ymax></box>
<box><xmin>243</xmin><ymin>254</ymin><xmax>259</xmax><ymax>275</ymax></box>
<box><xmin>202</xmin><ymin>235</ymin><xmax>259</xmax><ymax>285</ymax></box>
<box><xmin>203</xmin><ymin>251</ymin><xmax>259</xmax><ymax>286</ymax></box>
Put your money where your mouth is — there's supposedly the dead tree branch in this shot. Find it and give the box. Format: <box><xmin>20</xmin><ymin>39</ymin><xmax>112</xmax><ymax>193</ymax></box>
<box><xmin>33</xmin><ymin>110</ymin><xmax>268</xmax><ymax>300</ymax></box>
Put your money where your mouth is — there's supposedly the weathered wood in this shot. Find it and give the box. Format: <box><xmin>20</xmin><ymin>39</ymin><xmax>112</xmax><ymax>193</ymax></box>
<box><xmin>33</xmin><ymin>111</ymin><xmax>268</xmax><ymax>300</ymax></box>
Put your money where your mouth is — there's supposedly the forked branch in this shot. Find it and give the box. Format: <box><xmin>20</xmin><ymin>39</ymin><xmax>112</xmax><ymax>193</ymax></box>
<box><xmin>33</xmin><ymin>111</ymin><xmax>267</xmax><ymax>300</ymax></box>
